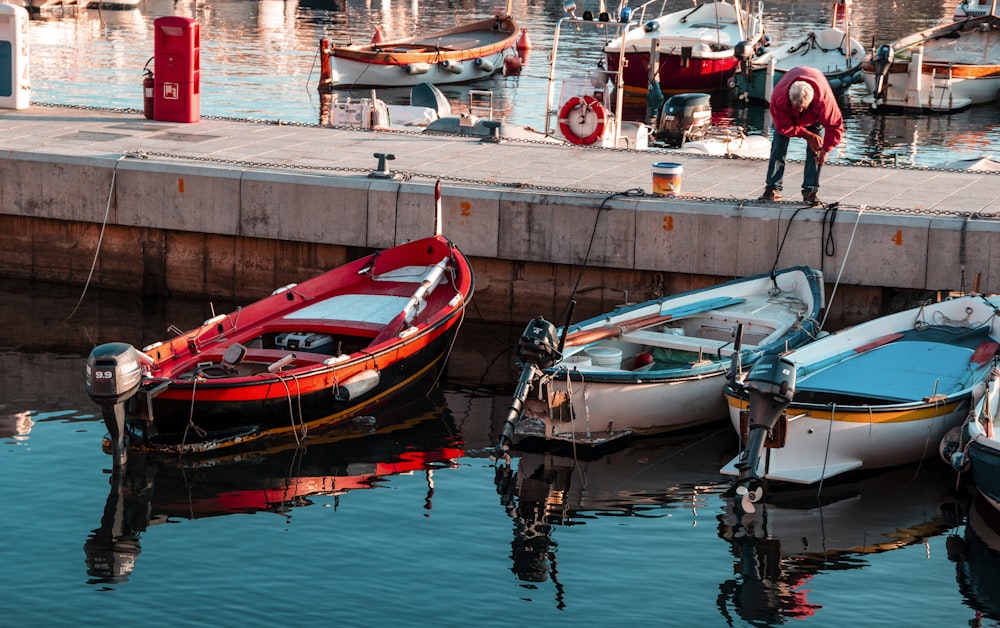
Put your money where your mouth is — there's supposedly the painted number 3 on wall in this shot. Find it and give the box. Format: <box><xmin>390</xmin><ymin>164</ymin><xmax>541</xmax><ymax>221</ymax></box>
<box><xmin>662</xmin><ymin>216</ymin><xmax>673</xmax><ymax>231</ymax></box>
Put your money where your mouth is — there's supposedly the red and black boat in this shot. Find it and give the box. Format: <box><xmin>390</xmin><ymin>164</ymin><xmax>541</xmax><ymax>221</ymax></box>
<box><xmin>85</xmin><ymin>233</ymin><xmax>474</xmax><ymax>465</ymax></box>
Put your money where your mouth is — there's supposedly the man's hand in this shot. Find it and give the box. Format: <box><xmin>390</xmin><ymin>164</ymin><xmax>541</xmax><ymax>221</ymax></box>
<box><xmin>816</xmin><ymin>150</ymin><xmax>828</xmax><ymax>167</ymax></box>
<box><xmin>803</xmin><ymin>130</ymin><xmax>822</xmax><ymax>154</ymax></box>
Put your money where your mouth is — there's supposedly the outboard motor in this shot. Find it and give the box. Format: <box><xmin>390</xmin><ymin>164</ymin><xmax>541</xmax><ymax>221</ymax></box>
<box><xmin>86</xmin><ymin>343</ymin><xmax>148</xmax><ymax>469</ymax></box>
<box><xmin>870</xmin><ymin>44</ymin><xmax>894</xmax><ymax>104</ymax></box>
<box><xmin>493</xmin><ymin>317</ymin><xmax>562</xmax><ymax>461</ymax></box>
<box><xmin>731</xmin><ymin>355</ymin><xmax>796</xmax><ymax>513</ymax></box>
<box><xmin>656</xmin><ymin>93</ymin><xmax>711</xmax><ymax>146</ymax></box>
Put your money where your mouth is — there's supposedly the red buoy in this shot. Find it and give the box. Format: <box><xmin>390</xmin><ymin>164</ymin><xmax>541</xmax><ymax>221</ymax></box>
<box><xmin>516</xmin><ymin>29</ymin><xmax>532</xmax><ymax>51</ymax></box>
<box><xmin>503</xmin><ymin>54</ymin><xmax>522</xmax><ymax>76</ymax></box>
<box><xmin>371</xmin><ymin>26</ymin><xmax>383</xmax><ymax>44</ymax></box>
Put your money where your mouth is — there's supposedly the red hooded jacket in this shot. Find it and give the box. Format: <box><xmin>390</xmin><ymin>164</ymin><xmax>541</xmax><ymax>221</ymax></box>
<box><xmin>769</xmin><ymin>66</ymin><xmax>844</xmax><ymax>153</ymax></box>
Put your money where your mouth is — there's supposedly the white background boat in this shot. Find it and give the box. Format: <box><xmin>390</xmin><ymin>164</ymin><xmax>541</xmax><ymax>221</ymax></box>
<box><xmin>736</xmin><ymin>0</ymin><xmax>865</xmax><ymax>103</ymax></box>
<box><xmin>861</xmin><ymin>13</ymin><xmax>1000</xmax><ymax>111</ymax></box>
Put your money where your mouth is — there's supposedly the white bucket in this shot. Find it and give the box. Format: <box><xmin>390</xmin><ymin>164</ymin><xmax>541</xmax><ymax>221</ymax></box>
<box><xmin>652</xmin><ymin>162</ymin><xmax>683</xmax><ymax>196</ymax></box>
<box><xmin>585</xmin><ymin>346</ymin><xmax>623</xmax><ymax>368</ymax></box>
<box><xmin>563</xmin><ymin>354</ymin><xmax>592</xmax><ymax>368</ymax></box>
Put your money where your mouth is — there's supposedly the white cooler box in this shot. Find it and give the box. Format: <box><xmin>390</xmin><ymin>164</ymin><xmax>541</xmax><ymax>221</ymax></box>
<box><xmin>275</xmin><ymin>332</ymin><xmax>335</xmax><ymax>353</ymax></box>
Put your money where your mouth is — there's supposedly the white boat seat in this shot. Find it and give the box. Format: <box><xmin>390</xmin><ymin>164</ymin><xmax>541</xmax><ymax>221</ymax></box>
<box><xmin>620</xmin><ymin>329</ymin><xmax>751</xmax><ymax>357</ymax></box>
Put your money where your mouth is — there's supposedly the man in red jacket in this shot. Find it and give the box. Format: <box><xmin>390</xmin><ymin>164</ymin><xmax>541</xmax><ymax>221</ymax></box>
<box><xmin>758</xmin><ymin>66</ymin><xmax>844</xmax><ymax>206</ymax></box>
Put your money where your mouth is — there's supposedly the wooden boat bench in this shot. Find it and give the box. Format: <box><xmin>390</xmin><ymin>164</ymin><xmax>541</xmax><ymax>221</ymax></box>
<box><xmin>620</xmin><ymin>329</ymin><xmax>747</xmax><ymax>357</ymax></box>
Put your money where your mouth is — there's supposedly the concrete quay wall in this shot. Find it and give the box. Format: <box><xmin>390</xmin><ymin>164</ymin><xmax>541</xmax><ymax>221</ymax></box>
<box><xmin>2</xmin><ymin>150</ymin><xmax>997</xmax><ymax>327</ymax></box>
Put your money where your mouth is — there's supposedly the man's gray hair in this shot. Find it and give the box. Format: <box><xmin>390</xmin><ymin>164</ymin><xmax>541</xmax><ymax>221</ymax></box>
<box><xmin>788</xmin><ymin>81</ymin><xmax>814</xmax><ymax>109</ymax></box>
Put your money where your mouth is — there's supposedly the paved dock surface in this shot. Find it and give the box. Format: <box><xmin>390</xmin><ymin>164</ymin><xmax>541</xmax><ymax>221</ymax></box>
<box><xmin>3</xmin><ymin>103</ymin><xmax>999</xmax><ymax>216</ymax></box>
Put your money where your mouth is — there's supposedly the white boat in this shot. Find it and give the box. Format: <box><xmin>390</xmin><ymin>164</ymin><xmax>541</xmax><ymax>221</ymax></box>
<box><xmin>735</xmin><ymin>0</ymin><xmax>865</xmax><ymax>103</ymax></box>
<box><xmin>317</xmin><ymin>7</ymin><xmax>521</xmax><ymax>89</ymax></box>
<box><xmin>492</xmin><ymin>266</ymin><xmax>825</xmax><ymax>457</ymax></box>
<box><xmin>861</xmin><ymin>13</ymin><xmax>1000</xmax><ymax>112</ymax></box>
<box><xmin>723</xmin><ymin>294</ymin><xmax>1000</xmax><ymax>512</ymax></box>
<box><xmin>603</xmin><ymin>0</ymin><xmax>766</xmax><ymax>95</ymax></box>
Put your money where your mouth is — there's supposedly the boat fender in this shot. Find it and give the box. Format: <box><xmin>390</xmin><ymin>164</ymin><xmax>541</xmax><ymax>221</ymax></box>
<box><xmin>558</xmin><ymin>95</ymin><xmax>606</xmax><ymax>145</ymax></box>
<box><xmin>334</xmin><ymin>369</ymin><xmax>380</xmax><ymax>402</ymax></box>
<box><xmin>268</xmin><ymin>353</ymin><xmax>296</xmax><ymax>373</ymax></box>
<box><xmin>503</xmin><ymin>54</ymin><xmax>522</xmax><ymax>76</ymax></box>
<box><xmin>405</xmin><ymin>62</ymin><xmax>431</xmax><ymax>75</ymax></box>
<box><xmin>516</xmin><ymin>29</ymin><xmax>532</xmax><ymax>50</ymax></box>
<box><xmin>619</xmin><ymin>6</ymin><xmax>632</xmax><ymax>22</ymax></box>
<box><xmin>474</xmin><ymin>58</ymin><xmax>495</xmax><ymax>73</ymax></box>
<box><xmin>441</xmin><ymin>60</ymin><xmax>463</xmax><ymax>74</ymax></box>
<box><xmin>644</xmin><ymin>20</ymin><xmax>659</xmax><ymax>33</ymax></box>
<box><xmin>939</xmin><ymin>425</ymin><xmax>970</xmax><ymax>471</ymax></box>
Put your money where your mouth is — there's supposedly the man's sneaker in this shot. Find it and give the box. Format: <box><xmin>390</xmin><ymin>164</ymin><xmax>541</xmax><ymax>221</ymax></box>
<box><xmin>802</xmin><ymin>189</ymin><xmax>820</xmax><ymax>206</ymax></box>
<box><xmin>758</xmin><ymin>187</ymin><xmax>781</xmax><ymax>202</ymax></box>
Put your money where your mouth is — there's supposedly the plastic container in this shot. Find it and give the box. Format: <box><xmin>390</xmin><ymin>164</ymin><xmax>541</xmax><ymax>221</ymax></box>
<box><xmin>563</xmin><ymin>354</ymin><xmax>592</xmax><ymax>368</ymax></box>
<box><xmin>652</xmin><ymin>162</ymin><xmax>683</xmax><ymax>196</ymax></box>
<box><xmin>585</xmin><ymin>346</ymin><xmax>623</xmax><ymax>368</ymax></box>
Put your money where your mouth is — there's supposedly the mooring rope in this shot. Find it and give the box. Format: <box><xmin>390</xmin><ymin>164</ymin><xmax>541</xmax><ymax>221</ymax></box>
<box><xmin>64</xmin><ymin>153</ymin><xmax>130</xmax><ymax>322</ymax></box>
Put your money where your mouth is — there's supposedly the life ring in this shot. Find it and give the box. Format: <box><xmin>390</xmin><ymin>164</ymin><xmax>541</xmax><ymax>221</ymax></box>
<box><xmin>558</xmin><ymin>95</ymin><xmax>607</xmax><ymax>145</ymax></box>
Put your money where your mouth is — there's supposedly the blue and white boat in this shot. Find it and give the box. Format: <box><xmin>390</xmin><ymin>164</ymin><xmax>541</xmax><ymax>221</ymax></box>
<box><xmin>493</xmin><ymin>266</ymin><xmax>825</xmax><ymax>456</ymax></box>
<box><xmin>725</xmin><ymin>294</ymin><xmax>1000</xmax><ymax>512</ymax></box>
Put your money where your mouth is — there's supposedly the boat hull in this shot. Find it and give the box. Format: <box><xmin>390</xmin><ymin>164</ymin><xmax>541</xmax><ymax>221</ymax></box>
<box><xmin>723</xmin><ymin>392</ymin><xmax>970</xmax><ymax>484</ymax></box>
<box><xmin>968</xmin><ymin>419</ymin><xmax>1000</xmax><ymax>506</ymax></box>
<box><xmin>607</xmin><ymin>51</ymin><xmax>740</xmax><ymax>94</ymax></box>
<box><xmin>124</xmin><ymin>320</ymin><xmax>460</xmax><ymax>452</ymax></box>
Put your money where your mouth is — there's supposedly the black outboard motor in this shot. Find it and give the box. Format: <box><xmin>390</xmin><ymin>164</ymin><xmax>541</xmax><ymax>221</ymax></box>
<box><xmin>86</xmin><ymin>343</ymin><xmax>147</xmax><ymax>470</ymax></box>
<box><xmin>870</xmin><ymin>44</ymin><xmax>895</xmax><ymax>105</ymax></box>
<box><xmin>656</xmin><ymin>93</ymin><xmax>711</xmax><ymax>146</ymax></box>
<box><xmin>731</xmin><ymin>355</ymin><xmax>796</xmax><ymax>513</ymax></box>
<box><xmin>493</xmin><ymin>317</ymin><xmax>562</xmax><ymax>461</ymax></box>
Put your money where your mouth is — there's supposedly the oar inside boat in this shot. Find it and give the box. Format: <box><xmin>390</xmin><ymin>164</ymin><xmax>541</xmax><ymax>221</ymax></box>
<box><xmin>731</xmin><ymin>354</ymin><xmax>797</xmax><ymax>513</ymax></box>
<box><xmin>492</xmin><ymin>316</ymin><xmax>562</xmax><ymax>463</ymax></box>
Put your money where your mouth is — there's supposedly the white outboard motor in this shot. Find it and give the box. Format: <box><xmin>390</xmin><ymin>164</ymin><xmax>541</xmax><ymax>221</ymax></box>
<box><xmin>86</xmin><ymin>343</ymin><xmax>148</xmax><ymax>469</ymax></box>
<box><xmin>731</xmin><ymin>354</ymin><xmax>796</xmax><ymax>513</ymax></box>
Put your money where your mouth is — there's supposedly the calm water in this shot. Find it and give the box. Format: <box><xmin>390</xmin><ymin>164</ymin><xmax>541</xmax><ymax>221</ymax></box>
<box><xmin>3</xmin><ymin>278</ymin><xmax>1000</xmax><ymax>626</ymax></box>
<box><xmin>9</xmin><ymin>1</ymin><xmax>1000</xmax><ymax>624</ymax></box>
<box><xmin>21</xmin><ymin>0</ymin><xmax>1000</xmax><ymax>169</ymax></box>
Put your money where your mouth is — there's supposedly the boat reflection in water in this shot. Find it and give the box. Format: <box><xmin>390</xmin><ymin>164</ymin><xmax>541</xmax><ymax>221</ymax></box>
<box><xmin>1</xmin><ymin>410</ymin><xmax>33</xmax><ymax>442</ymax></box>
<box><xmin>494</xmin><ymin>427</ymin><xmax>732</xmax><ymax>599</ymax></box>
<box><xmin>717</xmin><ymin>464</ymin><xmax>965</xmax><ymax>624</ymax></box>
<box><xmin>83</xmin><ymin>387</ymin><xmax>462</xmax><ymax>584</ymax></box>
<box><xmin>949</xmin><ymin>494</ymin><xmax>1000</xmax><ymax>623</ymax></box>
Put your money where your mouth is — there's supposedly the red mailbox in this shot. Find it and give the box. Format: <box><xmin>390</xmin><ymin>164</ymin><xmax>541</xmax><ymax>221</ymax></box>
<box><xmin>153</xmin><ymin>16</ymin><xmax>200</xmax><ymax>123</ymax></box>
